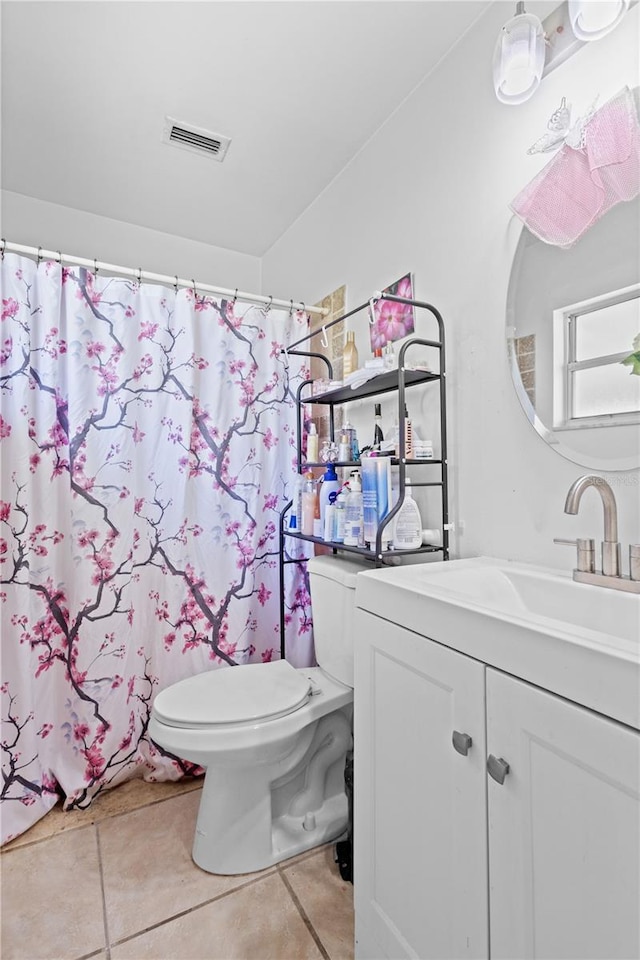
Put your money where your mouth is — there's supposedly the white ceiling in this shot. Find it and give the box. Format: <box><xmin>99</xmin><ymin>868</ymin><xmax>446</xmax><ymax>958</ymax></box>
<box><xmin>1</xmin><ymin>1</ymin><xmax>494</xmax><ymax>257</ymax></box>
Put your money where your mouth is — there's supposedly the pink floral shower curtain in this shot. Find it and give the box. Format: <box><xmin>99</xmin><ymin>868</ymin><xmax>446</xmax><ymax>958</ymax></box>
<box><xmin>0</xmin><ymin>253</ymin><xmax>313</xmax><ymax>844</ymax></box>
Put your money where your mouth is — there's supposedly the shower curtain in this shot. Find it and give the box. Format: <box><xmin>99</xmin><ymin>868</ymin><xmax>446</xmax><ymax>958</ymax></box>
<box><xmin>0</xmin><ymin>253</ymin><xmax>313</xmax><ymax>844</ymax></box>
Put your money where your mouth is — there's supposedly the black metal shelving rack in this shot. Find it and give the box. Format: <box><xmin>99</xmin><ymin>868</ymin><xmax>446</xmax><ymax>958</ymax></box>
<box><xmin>278</xmin><ymin>294</ymin><xmax>449</xmax><ymax>657</ymax></box>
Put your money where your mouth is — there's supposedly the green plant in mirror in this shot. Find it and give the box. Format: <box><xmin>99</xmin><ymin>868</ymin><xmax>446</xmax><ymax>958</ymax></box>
<box><xmin>620</xmin><ymin>333</ymin><xmax>640</xmax><ymax>376</ymax></box>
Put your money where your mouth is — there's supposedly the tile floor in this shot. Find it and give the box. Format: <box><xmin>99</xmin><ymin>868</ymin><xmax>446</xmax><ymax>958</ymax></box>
<box><xmin>1</xmin><ymin>778</ymin><xmax>354</xmax><ymax>960</ymax></box>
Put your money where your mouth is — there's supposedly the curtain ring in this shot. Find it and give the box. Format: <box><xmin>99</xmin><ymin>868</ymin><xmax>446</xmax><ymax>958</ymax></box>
<box><xmin>0</xmin><ymin>238</ymin><xmax>5</xmax><ymax>260</ymax></box>
<box><xmin>136</xmin><ymin>267</ymin><xmax>142</xmax><ymax>286</ymax></box>
<box><xmin>94</xmin><ymin>258</ymin><xmax>99</xmax><ymax>278</ymax></box>
<box><xmin>37</xmin><ymin>246</ymin><xmax>43</xmax><ymax>265</ymax></box>
<box><xmin>263</xmin><ymin>295</ymin><xmax>273</xmax><ymax>314</ymax></box>
<box><xmin>232</xmin><ymin>288</ymin><xmax>238</xmax><ymax>306</ymax></box>
<box><xmin>174</xmin><ymin>275</ymin><xmax>179</xmax><ymax>293</ymax></box>
<box><xmin>289</xmin><ymin>299</ymin><xmax>294</xmax><ymax>317</ymax></box>
<box><xmin>368</xmin><ymin>297</ymin><xmax>378</xmax><ymax>325</ymax></box>
<box><xmin>320</xmin><ymin>325</ymin><xmax>329</xmax><ymax>349</ymax></box>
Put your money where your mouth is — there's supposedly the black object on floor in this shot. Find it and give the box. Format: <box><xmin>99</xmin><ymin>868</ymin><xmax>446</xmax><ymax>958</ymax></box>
<box><xmin>335</xmin><ymin>838</ymin><xmax>352</xmax><ymax>883</ymax></box>
<box><xmin>335</xmin><ymin>749</ymin><xmax>354</xmax><ymax>883</ymax></box>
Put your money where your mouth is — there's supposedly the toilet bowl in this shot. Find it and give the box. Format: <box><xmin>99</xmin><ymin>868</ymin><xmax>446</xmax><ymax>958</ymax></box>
<box><xmin>149</xmin><ymin>554</ymin><xmax>370</xmax><ymax>875</ymax></box>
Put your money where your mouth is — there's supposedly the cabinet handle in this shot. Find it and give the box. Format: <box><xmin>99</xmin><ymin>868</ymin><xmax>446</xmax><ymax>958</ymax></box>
<box><xmin>452</xmin><ymin>731</ymin><xmax>473</xmax><ymax>756</ymax></box>
<box><xmin>487</xmin><ymin>755</ymin><xmax>510</xmax><ymax>784</ymax></box>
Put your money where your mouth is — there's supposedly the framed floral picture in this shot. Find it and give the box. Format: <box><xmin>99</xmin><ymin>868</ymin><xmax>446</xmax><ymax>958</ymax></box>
<box><xmin>369</xmin><ymin>273</ymin><xmax>415</xmax><ymax>352</ymax></box>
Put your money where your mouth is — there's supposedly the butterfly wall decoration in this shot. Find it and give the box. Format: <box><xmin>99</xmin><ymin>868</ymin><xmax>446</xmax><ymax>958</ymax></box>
<box><xmin>527</xmin><ymin>95</ymin><xmax>600</xmax><ymax>154</ymax></box>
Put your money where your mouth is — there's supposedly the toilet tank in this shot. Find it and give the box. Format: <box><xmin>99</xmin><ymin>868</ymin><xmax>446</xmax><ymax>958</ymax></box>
<box><xmin>307</xmin><ymin>555</ymin><xmax>372</xmax><ymax>687</ymax></box>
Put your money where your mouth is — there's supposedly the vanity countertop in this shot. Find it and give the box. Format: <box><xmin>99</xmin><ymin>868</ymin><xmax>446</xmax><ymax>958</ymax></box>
<box><xmin>355</xmin><ymin>556</ymin><xmax>640</xmax><ymax>731</ymax></box>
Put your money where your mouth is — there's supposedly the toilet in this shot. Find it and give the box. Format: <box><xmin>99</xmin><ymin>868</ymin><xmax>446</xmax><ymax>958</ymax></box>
<box><xmin>149</xmin><ymin>554</ymin><xmax>369</xmax><ymax>875</ymax></box>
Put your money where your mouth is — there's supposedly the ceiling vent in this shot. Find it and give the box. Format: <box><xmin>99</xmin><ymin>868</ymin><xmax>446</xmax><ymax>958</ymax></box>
<box><xmin>162</xmin><ymin>117</ymin><xmax>231</xmax><ymax>162</ymax></box>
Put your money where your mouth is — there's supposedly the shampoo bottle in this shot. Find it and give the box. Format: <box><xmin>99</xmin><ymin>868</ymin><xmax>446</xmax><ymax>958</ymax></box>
<box><xmin>343</xmin><ymin>473</ymin><xmax>364</xmax><ymax>547</ymax></box>
<box><xmin>393</xmin><ymin>479</ymin><xmax>422</xmax><ymax>550</ymax></box>
<box><xmin>403</xmin><ymin>404</ymin><xmax>414</xmax><ymax>458</ymax></box>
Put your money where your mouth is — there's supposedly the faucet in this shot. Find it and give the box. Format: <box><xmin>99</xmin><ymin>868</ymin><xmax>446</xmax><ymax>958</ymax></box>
<box><xmin>564</xmin><ymin>475</ymin><xmax>620</xmax><ymax>576</ymax></box>
<box><xmin>555</xmin><ymin>474</ymin><xmax>640</xmax><ymax>593</ymax></box>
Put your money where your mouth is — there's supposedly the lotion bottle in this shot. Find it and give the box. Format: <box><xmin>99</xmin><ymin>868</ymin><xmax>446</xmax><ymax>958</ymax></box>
<box><xmin>301</xmin><ymin>472</ymin><xmax>316</xmax><ymax>536</ymax></box>
<box><xmin>392</xmin><ymin>479</ymin><xmax>422</xmax><ymax>550</ymax></box>
<box><xmin>306</xmin><ymin>422</ymin><xmax>318</xmax><ymax>463</ymax></box>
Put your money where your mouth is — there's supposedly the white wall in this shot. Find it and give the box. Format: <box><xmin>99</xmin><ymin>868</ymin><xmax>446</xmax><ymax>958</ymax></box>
<box><xmin>0</xmin><ymin>191</ymin><xmax>261</xmax><ymax>291</ymax></box>
<box><xmin>262</xmin><ymin>2</ymin><xmax>640</xmax><ymax>569</ymax></box>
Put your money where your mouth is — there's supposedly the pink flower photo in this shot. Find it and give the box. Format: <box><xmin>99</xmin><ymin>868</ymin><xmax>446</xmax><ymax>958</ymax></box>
<box><xmin>369</xmin><ymin>273</ymin><xmax>415</xmax><ymax>352</ymax></box>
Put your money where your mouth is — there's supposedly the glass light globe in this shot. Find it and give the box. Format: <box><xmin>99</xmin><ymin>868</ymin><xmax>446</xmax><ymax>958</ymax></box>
<box><xmin>568</xmin><ymin>0</ymin><xmax>630</xmax><ymax>41</ymax></box>
<box><xmin>493</xmin><ymin>6</ymin><xmax>546</xmax><ymax>105</ymax></box>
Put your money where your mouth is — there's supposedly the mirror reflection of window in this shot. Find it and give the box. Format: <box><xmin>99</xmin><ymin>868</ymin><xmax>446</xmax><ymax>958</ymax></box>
<box><xmin>555</xmin><ymin>287</ymin><xmax>640</xmax><ymax>427</ymax></box>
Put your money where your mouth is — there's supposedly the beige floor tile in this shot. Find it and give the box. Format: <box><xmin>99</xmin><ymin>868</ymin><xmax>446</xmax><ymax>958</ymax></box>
<box><xmin>282</xmin><ymin>844</ymin><xmax>354</xmax><ymax>960</ymax></box>
<box><xmin>110</xmin><ymin>872</ymin><xmax>324</xmax><ymax>960</ymax></box>
<box><xmin>100</xmin><ymin>790</ymin><xmax>274</xmax><ymax>943</ymax></box>
<box><xmin>0</xmin><ymin>825</ymin><xmax>105</xmax><ymax>960</ymax></box>
<box><xmin>2</xmin><ymin>776</ymin><xmax>202</xmax><ymax>852</ymax></box>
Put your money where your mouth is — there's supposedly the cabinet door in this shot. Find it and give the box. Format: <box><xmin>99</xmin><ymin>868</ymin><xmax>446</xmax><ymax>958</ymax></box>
<box><xmin>354</xmin><ymin>611</ymin><xmax>488</xmax><ymax>960</ymax></box>
<box><xmin>487</xmin><ymin>669</ymin><xmax>640</xmax><ymax>960</ymax></box>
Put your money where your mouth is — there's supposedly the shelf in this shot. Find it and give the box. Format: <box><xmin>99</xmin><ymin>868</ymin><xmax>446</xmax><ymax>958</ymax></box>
<box><xmin>282</xmin><ymin>528</ymin><xmax>444</xmax><ymax>561</ymax></box>
<box><xmin>304</xmin><ymin>368</ymin><xmax>439</xmax><ymax>405</ymax></box>
<box><xmin>300</xmin><ymin>458</ymin><xmax>444</xmax><ymax>470</ymax></box>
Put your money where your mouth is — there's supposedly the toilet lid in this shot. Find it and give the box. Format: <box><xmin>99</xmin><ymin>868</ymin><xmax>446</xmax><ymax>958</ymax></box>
<box><xmin>153</xmin><ymin>659</ymin><xmax>312</xmax><ymax>728</ymax></box>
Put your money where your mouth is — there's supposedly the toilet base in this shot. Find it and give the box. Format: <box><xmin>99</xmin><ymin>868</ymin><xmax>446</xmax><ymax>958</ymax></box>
<box><xmin>191</xmin><ymin>708</ymin><xmax>352</xmax><ymax>875</ymax></box>
<box><xmin>193</xmin><ymin>791</ymin><xmax>348</xmax><ymax>876</ymax></box>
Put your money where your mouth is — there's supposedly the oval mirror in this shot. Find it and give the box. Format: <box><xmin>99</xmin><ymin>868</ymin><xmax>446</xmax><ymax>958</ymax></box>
<box><xmin>506</xmin><ymin>195</ymin><xmax>640</xmax><ymax>471</ymax></box>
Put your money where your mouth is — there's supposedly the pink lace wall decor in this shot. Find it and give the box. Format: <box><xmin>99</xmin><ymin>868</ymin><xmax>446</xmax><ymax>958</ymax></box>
<box><xmin>511</xmin><ymin>87</ymin><xmax>640</xmax><ymax>247</ymax></box>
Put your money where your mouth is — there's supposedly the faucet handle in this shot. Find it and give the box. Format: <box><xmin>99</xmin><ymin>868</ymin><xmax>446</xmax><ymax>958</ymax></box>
<box><xmin>553</xmin><ymin>537</ymin><xmax>595</xmax><ymax>573</ymax></box>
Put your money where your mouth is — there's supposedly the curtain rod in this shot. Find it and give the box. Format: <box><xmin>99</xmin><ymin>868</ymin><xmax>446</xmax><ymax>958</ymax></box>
<box><xmin>0</xmin><ymin>240</ymin><xmax>329</xmax><ymax>318</ymax></box>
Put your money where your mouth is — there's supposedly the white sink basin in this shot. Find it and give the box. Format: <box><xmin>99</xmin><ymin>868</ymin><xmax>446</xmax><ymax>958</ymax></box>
<box><xmin>390</xmin><ymin>557</ymin><xmax>639</xmax><ymax>644</ymax></box>
<box><xmin>355</xmin><ymin>557</ymin><xmax>640</xmax><ymax>730</ymax></box>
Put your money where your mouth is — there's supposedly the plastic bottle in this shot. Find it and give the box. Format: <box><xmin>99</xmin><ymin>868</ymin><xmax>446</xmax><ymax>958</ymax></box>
<box><xmin>343</xmin><ymin>420</ymin><xmax>360</xmax><ymax>462</ymax></box>
<box><xmin>306</xmin><ymin>422</ymin><xmax>318</xmax><ymax>463</ymax></box>
<box><xmin>319</xmin><ymin>463</ymin><xmax>340</xmax><ymax>528</ymax></box>
<box><xmin>301</xmin><ymin>472</ymin><xmax>316</xmax><ymax>536</ymax></box>
<box><xmin>313</xmin><ymin>486</ymin><xmax>322</xmax><ymax>537</ymax></box>
<box><xmin>290</xmin><ymin>473</ymin><xmax>305</xmax><ymax>531</ymax></box>
<box><xmin>392</xmin><ymin>479</ymin><xmax>422</xmax><ymax>550</ymax></box>
<box><xmin>343</xmin><ymin>331</ymin><xmax>359</xmax><ymax>378</ymax></box>
<box><xmin>360</xmin><ymin>455</ymin><xmax>378</xmax><ymax>545</ymax></box>
<box><xmin>338</xmin><ymin>433</ymin><xmax>352</xmax><ymax>463</ymax></box>
<box><xmin>403</xmin><ymin>404</ymin><xmax>414</xmax><ymax>458</ymax></box>
<box><xmin>373</xmin><ymin>404</ymin><xmax>384</xmax><ymax>451</ymax></box>
<box><xmin>324</xmin><ymin>492</ymin><xmax>338</xmax><ymax>541</ymax></box>
<box><xmin>375</xmin><ymin>455</ymin><xmax>392</xmax><ymax>550</ymax></box>
<box><xmin>343</xmin><ymin>472</ymin><xmax>364</xmax><ymax>547</ymax></box>
<box><xmin>334</xmin><ymin>485</ymin><xmax>347</xmax><ymax>543</ymax></box>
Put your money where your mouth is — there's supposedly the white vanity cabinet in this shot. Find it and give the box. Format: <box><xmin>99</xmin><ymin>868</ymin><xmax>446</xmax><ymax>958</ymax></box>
<box><xmin>487</xmin><ymin>669</ymin><xmax>640</xmax><ymax>960</ymax></box>
<box><xmin>354</xmin><ymin>612</ymin><xmax>489</xmax><ymax>960</ymax></box>
<box><xmin>354</xmin><ymin>610</ymin><xmax>640</xmax><ymax>960</ymax></box>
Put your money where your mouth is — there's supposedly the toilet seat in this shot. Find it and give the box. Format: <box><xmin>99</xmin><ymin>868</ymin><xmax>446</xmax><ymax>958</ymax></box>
<box><xmin>152</xmin><ymin>659</ymin><xmax>312</xmax><ymax>729</ymax></box>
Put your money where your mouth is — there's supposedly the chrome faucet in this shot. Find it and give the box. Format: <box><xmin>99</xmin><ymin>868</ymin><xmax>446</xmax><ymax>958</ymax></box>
<box><xmin>555</xmin><ymin>474</ymin><xmax>640</xmax><ymax>593</ymax></box>
<box><xmin>564</xmin><ymin>475</ymin><xmax>620</xmax><ymax>576</ymax></box>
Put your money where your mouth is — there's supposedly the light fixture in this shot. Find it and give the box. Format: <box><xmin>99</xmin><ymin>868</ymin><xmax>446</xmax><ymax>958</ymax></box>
<box><xmin>493</xmin><ymin>2</ymin><xmax>546</xmax><ymax>105</ymax></box>
<box><xmin>568</xmin><ymin>0</ymin><xmax>630</xmax><ymax>40</ymax></box>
